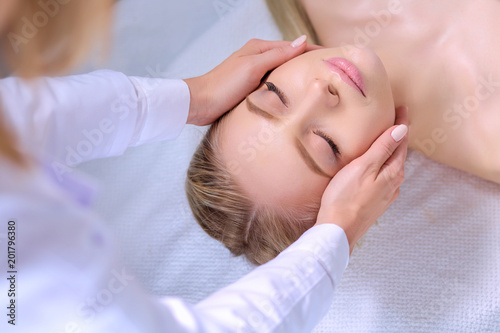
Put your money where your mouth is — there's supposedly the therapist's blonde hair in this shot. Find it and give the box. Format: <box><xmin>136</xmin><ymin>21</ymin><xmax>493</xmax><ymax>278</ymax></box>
<box><xmin>186</xmin><ymin>116</ymin><xmax>319</xmax><ymax>265</ymax></box>
<box><xmin>265</xmin><ymin>0</ymin><xmax>319</xmax><ymax>44</ymax></box>
<box><xmin>0</xmin><ymin>0</ymin><xmax>113</xmax><ymax>165</ymax></box>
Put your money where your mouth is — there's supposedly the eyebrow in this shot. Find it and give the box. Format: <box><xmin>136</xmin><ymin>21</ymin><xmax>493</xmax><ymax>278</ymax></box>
<box><xmin>246</xmin><ymin>97</ymin><xmax>331</xmax><ymax>178</ymax></box>
<box><xmin>246</xmin><ymin>97</ymin><xmax>276</xmax><ymax>120</ymax></box>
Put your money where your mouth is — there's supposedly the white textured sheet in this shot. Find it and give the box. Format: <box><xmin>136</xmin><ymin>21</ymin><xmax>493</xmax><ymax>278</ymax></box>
<box><xmin>78</xmin><ymin>0</ymin><xmax>500</xmax><ymax>331</ymax></box>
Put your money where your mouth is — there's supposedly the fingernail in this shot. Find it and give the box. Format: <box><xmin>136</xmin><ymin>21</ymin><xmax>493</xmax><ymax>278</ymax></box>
<box><xmin>391</xmin><ymin>124</ymin><xmax>408</xmax><ymax>142</ymax></box>
<box><xmin>290</xmin><ymin>35</ymin><xmax>307</xmax><ymax>48</ymax></box>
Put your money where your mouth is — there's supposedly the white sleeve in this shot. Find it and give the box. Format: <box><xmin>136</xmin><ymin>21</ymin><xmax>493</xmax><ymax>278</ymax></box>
<box><xmin>189</xmin><ymin>224</ymin><xmax>350</xmax><ymax>332</ymax></box>
<box><xmin>130</xmin><ymin>224</ymin><xmax>348</xmax><ymax>333</ymax></box>
<box><xmin>132</xmin><ymin>224</ymin><xmax>349</xmax><ymax>333</ymax></box>
<box><xmin>120</xmin><ymin>224</ymin><xmax>349</xmax><ymax>333</ymax></box>
<box><xmin>0</xmin><ymin>70</ymin><xmax>190</xmax><ymax>165</ymax></box>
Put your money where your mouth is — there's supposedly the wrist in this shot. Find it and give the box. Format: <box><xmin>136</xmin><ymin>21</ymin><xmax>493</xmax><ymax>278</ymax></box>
<box><xmin>316</xmin><ymin>208</ymin><xmax>359</xmax><ymax>254</ymax></box>
<box><xmin>184</xmin><ymin>76</ymin><xmax>210</xmax><ymax>126</ymax></box>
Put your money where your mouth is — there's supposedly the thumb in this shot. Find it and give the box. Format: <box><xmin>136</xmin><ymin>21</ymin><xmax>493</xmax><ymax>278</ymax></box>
<box><xmin>255</xmin><ymin>35</ymin><xmax>308</xmax><ymax>73</ymax></box>
<box><xmin>361</xmin><ymin>124</ymin><xmax>408</xmax><ymax>172</ymax></box>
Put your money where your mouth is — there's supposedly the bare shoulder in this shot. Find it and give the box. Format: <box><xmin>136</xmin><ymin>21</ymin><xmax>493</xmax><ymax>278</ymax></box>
<box><xmin>409</xmin><ymin>74</ymin><xmax>500</xmax><ymax>184</ymax></box>
<box><xmin>408</xmin><ymin>0</ymin><xmax>500</xmax><ymax>184</ymax></box>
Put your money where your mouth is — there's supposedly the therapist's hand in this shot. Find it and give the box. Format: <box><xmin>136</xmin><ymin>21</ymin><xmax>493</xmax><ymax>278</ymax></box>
<box><xmin>315</xmin><ymin>106</ymin><xmax>409</xmax><ymax>255</ymax></box>
<box><xmin>184</xmin><ymin>36</ymin><xmax>320</xmax><ymax>126</ymax></box>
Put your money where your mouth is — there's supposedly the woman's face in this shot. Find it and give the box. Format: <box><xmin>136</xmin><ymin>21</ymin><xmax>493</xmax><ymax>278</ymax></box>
<box><xmin>219</xmin><ymin>46</ymin><xmax>395</xmax><ymax>209</ymax></box>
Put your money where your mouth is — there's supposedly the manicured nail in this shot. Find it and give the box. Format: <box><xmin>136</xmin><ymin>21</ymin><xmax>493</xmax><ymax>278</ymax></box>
<box><xmin>391</xmin><ymin>124</ymin><xmax>408</xmax><ymax>142</ymax></box>
<box><xmin>290</xmin><ymin>35</ymin><xmax>307</xmax><ymax>48</ymax></box>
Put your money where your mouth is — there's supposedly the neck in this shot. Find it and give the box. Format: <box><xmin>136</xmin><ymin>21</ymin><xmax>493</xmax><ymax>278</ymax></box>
<box><xmin>371</xmin><ymin>43</ymin><xmax>462</xmax><ymax>127</ymax></box>
<box><xmin>374</xmin><ymin>47</ymin><xmax>451</xmax><ymax>123</ymax></box>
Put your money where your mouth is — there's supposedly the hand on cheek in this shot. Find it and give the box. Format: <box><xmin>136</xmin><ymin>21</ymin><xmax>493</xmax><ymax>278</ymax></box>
<box><xmin>315</xmin><ymin>106</ymin><xmax>409</xmax><ymax>254</ymax></box>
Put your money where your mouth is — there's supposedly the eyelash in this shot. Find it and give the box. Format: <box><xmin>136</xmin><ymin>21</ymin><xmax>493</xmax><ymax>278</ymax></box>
<box><xmin>264</xmin><ymin>81</ymin><xmax>287</xmax><ymax>106</ymax></box>
<box><xmin>265</xmin><ymin>81</ymin><xmax>278</xmax><ymax>93</ymax></box>
<box><xmin>314</xmin><ymin>130</ymin><xmax>341</xmax><ymax>157</ymax></box>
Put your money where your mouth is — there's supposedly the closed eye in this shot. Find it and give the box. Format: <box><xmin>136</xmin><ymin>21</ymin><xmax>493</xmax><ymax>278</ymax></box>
<box><xmin>314</xmin><ymin>130</ymin><xmax>341</xmax><ymax>157</ymax></box>
<box><xmin>265</xmin><ymin>81</ymin><xmax>289</xmax><ymax>107</ymax></box>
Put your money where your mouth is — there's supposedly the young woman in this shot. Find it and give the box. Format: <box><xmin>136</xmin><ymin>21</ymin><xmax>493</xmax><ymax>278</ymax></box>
<box><xmin>186</xmin><ymin>0</ymin><xmax>500</xmax><ymax>265</ymax></box>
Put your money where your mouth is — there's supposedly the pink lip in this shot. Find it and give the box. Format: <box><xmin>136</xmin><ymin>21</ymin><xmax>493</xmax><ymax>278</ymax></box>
<box><xmin>323</xmin><ymin>58</ymin><xmax>366</xmax><ymax>97</ymax></box>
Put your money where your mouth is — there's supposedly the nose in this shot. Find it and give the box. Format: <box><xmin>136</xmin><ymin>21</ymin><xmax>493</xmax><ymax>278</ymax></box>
<box><xmin>289</xmin><ymin>78</ymin><xmax>342</xmax><ymax>135</ymax></box>
<box><xmin>311</xmin><ymin>79</ymin><xmax>340</xmax><ymax>108</ymax></box>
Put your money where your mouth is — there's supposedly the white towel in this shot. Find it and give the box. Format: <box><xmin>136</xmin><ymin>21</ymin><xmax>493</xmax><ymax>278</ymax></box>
<box><xmin>78</xmin><ymin>0</ymin><xmax>500</xmax><ymax>331</ymax></box>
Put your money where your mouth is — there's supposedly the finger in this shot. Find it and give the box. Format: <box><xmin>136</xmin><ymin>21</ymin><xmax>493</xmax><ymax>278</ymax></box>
<box><xmin>305</xmin><ymin>43</ymin><xmax>325</xmax><ymax>52</ymax></box>
<box><xmin>238</xmin><ymin>38</ymin><xmax>302</xmax><ymax>55</ymax></box>
<box><xmin>375</xmin><ymin>105</ymin><xmax>409</xmax><ymax>178</ymax></box>
<box><xmin>253</xmin><ymin>38</ymin><xmax>308</xmax><ymax>73</ymax></box>
<box><xmin>383</xmin><ymin>134</ymin><xmax>409</xmax><ymax>171</ymax></box>
<box><xmin>380</xmin><ymin>106</ymin><xmax>410</xmax><ymax>178</ymax></box>
<box><xmin>360</xmin><ymin>123</ymin><xmax>408</xmax><ymax>173</ymax></box>
<box><xmin>394</xmin><ymin>105</ymin><xmax>409</xmax><ymax>127</ymax></box>
<box><xmin>378</xmin><ymin>135</ymin><xmax>409</xmax><ymax>185</ymax></box>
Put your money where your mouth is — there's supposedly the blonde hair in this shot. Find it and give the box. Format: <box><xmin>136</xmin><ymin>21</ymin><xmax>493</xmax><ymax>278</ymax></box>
<box><xmin>0</xmin><ymin>0</ymin><xmax>113</xmax><ymax>165</ymax></box>
<box><xmin>265</xmin><ymin>0</ymin><xmax>319</xmax><ymax>44</ymax></box>
<box><xmin>2</xmin><ymin>0</ymin><xmax>113</xmax><ymax>77</ymax></box>
<box><xmin>186</xmin><ymin>115</ymin><xmax>319</xmax><ymax>265</ymax></box>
